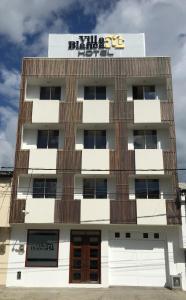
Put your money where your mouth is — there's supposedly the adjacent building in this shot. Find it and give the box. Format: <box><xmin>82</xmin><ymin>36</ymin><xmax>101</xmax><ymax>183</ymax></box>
<box><xmin>6</xmin><ymin>33</ymin><xmax>186</xmax><ymax>289</ymax></box>
<box><xmin>0</xmin><ymin>170</ymin><xmax>13</xmax><ymax>285</ymax></box>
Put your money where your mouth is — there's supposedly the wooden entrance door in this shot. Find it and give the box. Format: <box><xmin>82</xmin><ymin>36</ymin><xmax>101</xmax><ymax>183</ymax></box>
<box><xmin>70</xmin><ymin>230</ymin><xmax>101</xmax><ymax>283</ymax></box>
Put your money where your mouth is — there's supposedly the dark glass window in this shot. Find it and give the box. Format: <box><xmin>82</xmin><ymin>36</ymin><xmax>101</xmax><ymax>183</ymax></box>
<box><xmin>83</xmin><ymin>178</ymin><xmax>107</xmax><ymax>199</ymax></box>
<box><xmin>84</xmin><ymin>86</ymin><xmax>95</xmax><ymax>100</ymax></box>
<box><xmin>96</xmin><ymin>86</ymin><xmax>106</xmax><ymax>100</ymax></box>
<box><xmin>133</xmin><ymin>85</ymin><xmax>156</xmax><ymax>100</ymax></box>
<box><xmin>115</xmin><ymin>232</ymin><xmax>120</xmax><ymax>238</ymax></box>
<box><xmin>143</xmin><ymin>233</ymin><xmax>148</xmax><ymax>239</ymax></box>
<box><xmin>134</xmin><ymin>130</ymin><xmax>157</xmax><ymax>149</ymax></box>
<box><xmin>84</xmin><ymin>130</ymin><xmax>94</xmax><ymax>149</ymax></box>
<box><xmin>37</xmin><ymin>130</ymin><xmax>59</xmax><ymax>149</ymax></box>
<box><xmin>135</xmin><ymin>179</ymin><xmax>159</xmax><ymax>199</ymax></box>
<box><xmin>84</xmin><ymin>86</ymin><xmax>106</xmax><ymax>100</ymax></box>
<box><xmin>26</xmin><ymin>230</ymin><xmax>59</xmax><ymax>267</ymax></box>
<box><xmin>48</xmin><ymin>130</ymin><xmax>59</xmax><ymax>149</ymax></box>
<box><xmin>135</xmin><ymin>179</ymin><xmax>147</xmax><ymax>199</ymax></box>
<box><xmin>126</xmin><ymin>232</ymin><xmax>131</xmax><ymax>238</ymax></box>
<box><xmin>134</xmin><ymin>130</ymin><xmax>145</xmax><ymax>149</ymax></box>
<box><xmin>37</xmin><ymin>130</ymin><xmax>48</xmax><ymax>148</ymax></box>
<box><xmin>83</xmin><ymin>179</ymin><xmax>95</xmax><ymax>198</ymax></box>
<box><xmin>33</xmin><ymin>179</ymin><xmax>45</xmax><ymax>198</ymax></box>
<box><xmin>84</xmin><ymin>130</ymin><xmax>106</xmax><ymax>149</ymax></box>
<box><xmin>33</xmin><ymin>178</ymin><xmax>57</xmax><ymax>198</ymax></box>
<box><xmin>154</xmin><ymin>233</ymin><xmax>159</xmax><ymax>239</ymax></box>
<box><xmin>40</xmin><ymin>87</ymin><xmax>61</xmax><ymax>100</ymax></box>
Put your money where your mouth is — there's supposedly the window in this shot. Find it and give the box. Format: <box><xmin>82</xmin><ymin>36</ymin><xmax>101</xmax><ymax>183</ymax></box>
<box><xmin>84</xmin><ymin>86</ymin><xmax>106</xmax><ymax>100</ymax></box>
<box><xmin>134</xmin><ymin>130</ymin><xmax>157</xmax><ymax>149</ymax></box>
<box><xmin>40</xmin><ymin>87</ymin><xmax>61</xmax><ymax>100</ymax></box>
<box><xmin>135</xmin><ymin>179</ymin><xmax>159</xmax><ymax>199</ymax></box>
<box><xmin>125</xmin><ymin>232</ymin><xmax>131</xmax><ymax>238</ymax></box>
<box><xmin>115</xmin><ymin>232</ymin><xmax>120</xmax><ymax>238</ymax></box>
<box><xmin>26</xmin><ymin>230</ymin><xmax>59</xmax><ymax>267</ymax></box>
<box><xmin>154</xmin><ymin>233</ymin><xmax>159</xmax><ymax>239</ymax></box>
<box><xmin>84</xmin><ymin>130</ymin><xmax>106</xmax><ymax>149</ymax></box>
<box><xmin>37</xmin><ymin>130</ymin><xmax>59</xmax><ymax>149</ymax></box>
<box><xmin>33</xmin><ymin>178</ymin><xmax>57</xmax><ymax>198</ymax></box>
<box><xmin>133</xmin><ymin>85</ymin><xmax>156</xmax><ymax>100</ymax></box>
<box><xmin>83</xmin><ymin>178</ymin><xmax>107</xmax><ymax>199</ymax></box>
<box><xmin>143</xmin><ymin>233</ymin><xmax>148</xmax><ymax>239</ymax></box>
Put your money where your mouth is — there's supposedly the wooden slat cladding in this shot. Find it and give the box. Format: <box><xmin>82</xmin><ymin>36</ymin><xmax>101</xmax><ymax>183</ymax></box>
<box><xmin>22</xmin><ymin>57</ymin><xmax>171</xmax><ymax>77</ymax></box>
<box><xmin>161</xmin><ymin>101</ymin><xmax>174</xmax><ymax>122</ymax></box>
<box><xmin>54</xmin><ymin>200</ymin><xmax>80</xmax><ymax>223</ymax></box>
<box><xmin>57</xmin><ymin>150</ymin><xmax>81</xmax><ymax>173</ymax></box>
<box><xmin>163</xmin><ymin>151</ymin><xmax>176</xmax><ymax>174</ymax></box>
<box><xmin>59</xmin><ymin>102</ymin><xmax>83</xmax><ymax>123</ymax></box>
<box><xmin>110</xmin><ymin>200</ymin><xmax>137</xmax><ymax>224</ymax></box>
<box><xmin>9</xmin><ymin>199</ymin><xmax>26</xmax><ymax>223</ymax></box>
<box><xmin>166</xmin><ymin>200</ymin><xmax>181</xmax><ymax>224</ymax></box>
<box><xmin>20</xmin><ymin>101</ymin><xmax>33</xmax><ymax>123</ymax></box>
<box><xmin>110</xmin><ymin>150</ymin><xmax>135</xmax><ymax>172</ymax></box>
<box><xmin>15</xmin><ymin>150</ymin><xmax>29</xmax><ymax>175</ymax></box>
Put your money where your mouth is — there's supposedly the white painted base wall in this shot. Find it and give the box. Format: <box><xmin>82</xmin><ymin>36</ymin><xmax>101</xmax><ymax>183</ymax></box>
<box><xmin>6</xmin><ymin>225</ymin><xmax>186</xmax><ymax>290</ymax></box>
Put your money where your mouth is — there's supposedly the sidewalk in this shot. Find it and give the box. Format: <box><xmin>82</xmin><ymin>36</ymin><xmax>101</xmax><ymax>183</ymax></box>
<box><xmin>0</xmin><ymin>286</ymin><xmax>186</xmax><ymax>300</ymax></box>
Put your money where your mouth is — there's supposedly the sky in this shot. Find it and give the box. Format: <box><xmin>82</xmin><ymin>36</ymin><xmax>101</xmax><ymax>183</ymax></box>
<box><xmin>0</xmin><ymin>0</ymin><xmax>186</xmax><ymax>180</ymax></box>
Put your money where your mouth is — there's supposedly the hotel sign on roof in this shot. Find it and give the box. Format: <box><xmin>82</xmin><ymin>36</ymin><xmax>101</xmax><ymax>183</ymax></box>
<box><xmin>48</xmin><ymin>33</ymin><xmax>146</xmax><ymax>58</ymax></box>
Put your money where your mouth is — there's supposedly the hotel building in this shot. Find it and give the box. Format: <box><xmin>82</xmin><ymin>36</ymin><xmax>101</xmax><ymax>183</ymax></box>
<box><xmin>6</xmin><ymin>33</ymin><xmax>186</xmax><ymax>289</ymax></box>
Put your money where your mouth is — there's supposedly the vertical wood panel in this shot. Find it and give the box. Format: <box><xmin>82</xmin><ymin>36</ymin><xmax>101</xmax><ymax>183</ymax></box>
<box><xmin>166</xmin><ymin>200</ymin><xmax>181</xmax><ymax>224</ymax></box>
<box><xmin>9</xmin><ymin>199</ymin><xmax>26</xmax><ymax>223</ymax></box>
<box><xmin>110</xmin><ymin>200</ymin><xmax>137</xmax><ymax>224</ymax></box>
<box><xmin>54</xmin><ymin>200</ymin><xmax>80</xmax><ymax>223</ymax></box>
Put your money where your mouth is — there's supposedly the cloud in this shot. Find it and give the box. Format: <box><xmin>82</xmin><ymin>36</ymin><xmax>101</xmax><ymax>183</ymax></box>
<box><xmin>0</xmin><ymin>0</ymin><xmax>75</xmax><ymax>43</ymax></box>
<box><xmin>94</xmin><ymin>0</ymin><xmax>186</xmax><ymax>180</ymax></box>
<box><xmin>0</xmin><ymin>106</ymin><xmax>17</xmax><ymax>168</ymax></box>
<box><xmin>0</xmin><ymin>67</ymin><xmax>20</xmax><ymax>108</ymax></box>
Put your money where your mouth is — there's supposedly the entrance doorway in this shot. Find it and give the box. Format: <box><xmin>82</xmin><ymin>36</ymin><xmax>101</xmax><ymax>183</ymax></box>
<box><xmin>70</xmin><ymin>230</ymin><xmax>101</xmax><ymax>283</ymax></box>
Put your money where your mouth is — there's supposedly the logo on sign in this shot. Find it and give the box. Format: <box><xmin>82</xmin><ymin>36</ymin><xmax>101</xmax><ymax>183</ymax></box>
<box><xmin>68</xmin><ymin>35</ymin><xmax>125</xmax><ymax>57</ymax></box>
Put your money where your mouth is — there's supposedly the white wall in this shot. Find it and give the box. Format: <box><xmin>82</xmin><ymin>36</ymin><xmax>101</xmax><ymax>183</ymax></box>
<box><xmin>127</xmin><ymin>85</ymin><xmax>166</xmax><ymax>101</ymax></box>
<box><xmin>129</xmin><ymin>176</ymin><xmax>173</xmax><ymax>200</ymax></box>
<box><xmin>134</xmin><ymin>100</ymin><xmax>161</xmax><ymax>123</ymax></box>
<box><xmin>128</xmin><ymin>129</ymin><xmax>170</xmax><ymax>151</ymax></box>
<box><xmin>25</xmin><ymin>199</ymin><xmax>55</xmax><ymax>223</ymax></box>
<box><xmin>32</xmin><ymin>101</ymin><xmax>59</xmax><ymax>123</ymax></box>
<box><xmin>83</xmin><ymin>101</ymin><xmax>110</xmax><ymax>123</ymax></box>
<box><xmin>81</xmin><ymin>199</ymin><xmax>110</xmax><ymax>224</ymax></box>
<box><xmin>17</xmin><ymin>176</ymin><xmax>62</xmax><ymax>200</ymax></box>
<box><xmin>26</xmin><ymin>85</ymin><xmax>64</xmax><ymax>101</ymax></box>
<box><xmin>28</xmin><ymin>149</ymin><xmax>57</xmax><ymax>174</ymax></box>
<box><xmin>6</xmin><ymin>226</ymin><xmax>109</xmax><ymax>288</ymax></box>
<box><xmin>81</xmin><ymin>149</ymin><xmax>109</xmax><ymax>175</ymax></box>
<box><xmin>135</xmin><ymin>149</ymin><xmax>164</xmax><ymax>175</ymax></box>
<box><xmin>22</xmin><ymin>129</ymin><xmax>64</xmax><ymax>150</ymax></box>
<box><xmin>137</xmin><ymin>199</ymin><xmax>167</xmax><ymax>225</ymax></box>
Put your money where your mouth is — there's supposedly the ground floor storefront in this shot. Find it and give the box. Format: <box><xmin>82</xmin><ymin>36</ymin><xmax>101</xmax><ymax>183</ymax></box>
<box><xmin>5</xmin><ymin>225</ymin><xmax>186</xmax><ymax>290</ymax></box>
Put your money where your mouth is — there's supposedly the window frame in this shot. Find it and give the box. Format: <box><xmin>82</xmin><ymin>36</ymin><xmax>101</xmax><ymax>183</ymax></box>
<box><xmin>25</xmin><ymin>229</ymin><xmax>59</xmax><ymax>268</ymax></box>
<box><xmin>40</xmin><ymin>86</ymin><xmax>61</xmax><ymax>100</ymax></box>
<box><xmin>83</xmin><ymin>178</ymin><xmax>107</xmax><ymax>199</ymax></box>
<box><xmin>33</xmin><ymin>178</ymin><xmax>57</xmax><ymax>198</ymax></box>
<box><xmin>134</xmin><ymin>130</ymin><xmax>157</xmax><ymax>149</ymax></box>
<box><xmin>133</xmin><ymin>85</ymin><xmax>156</xmax><ymax>100</ymax></box>
<box><xmin>84</xmin><ymin>86</ymin><xmax>106</xmax><ymax>100</ymax></box>
<box><xmin>84</xmin><ymin>130</ymin><xmax>106</xmax><ymax>149</ymax></box>
<box><xmin>135</xmin><ymin>179</ymin><xmax>160</xmax><ymax>199</ymax></box>
<box><xmin>37</xmin><ymin>130</ymin><xmax>59</xmax><ymax>149</ymax></box>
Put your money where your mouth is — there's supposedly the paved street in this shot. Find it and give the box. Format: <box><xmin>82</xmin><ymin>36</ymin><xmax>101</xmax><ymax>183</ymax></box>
<box><xmin>0</xmin><ymin>287</ymin><xmax>186</xmax><ymax>300</ymax></box>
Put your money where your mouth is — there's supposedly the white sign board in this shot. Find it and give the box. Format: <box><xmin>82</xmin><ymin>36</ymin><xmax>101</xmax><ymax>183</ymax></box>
<box><xmin>48</xmin><ymin>33</ymin><xmax>146</xmax><ymax>58</ymax></box>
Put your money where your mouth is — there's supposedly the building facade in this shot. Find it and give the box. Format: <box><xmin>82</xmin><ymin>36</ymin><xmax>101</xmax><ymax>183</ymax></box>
<box><xmin>6</xmin><ymin>34</ymin><xmax>186</xmax><ymax>289</ymax></box>
<box><xmin>0</xmin><ymin>170</ymin><xmax>13</xmax><ymax>285</ymax></box>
